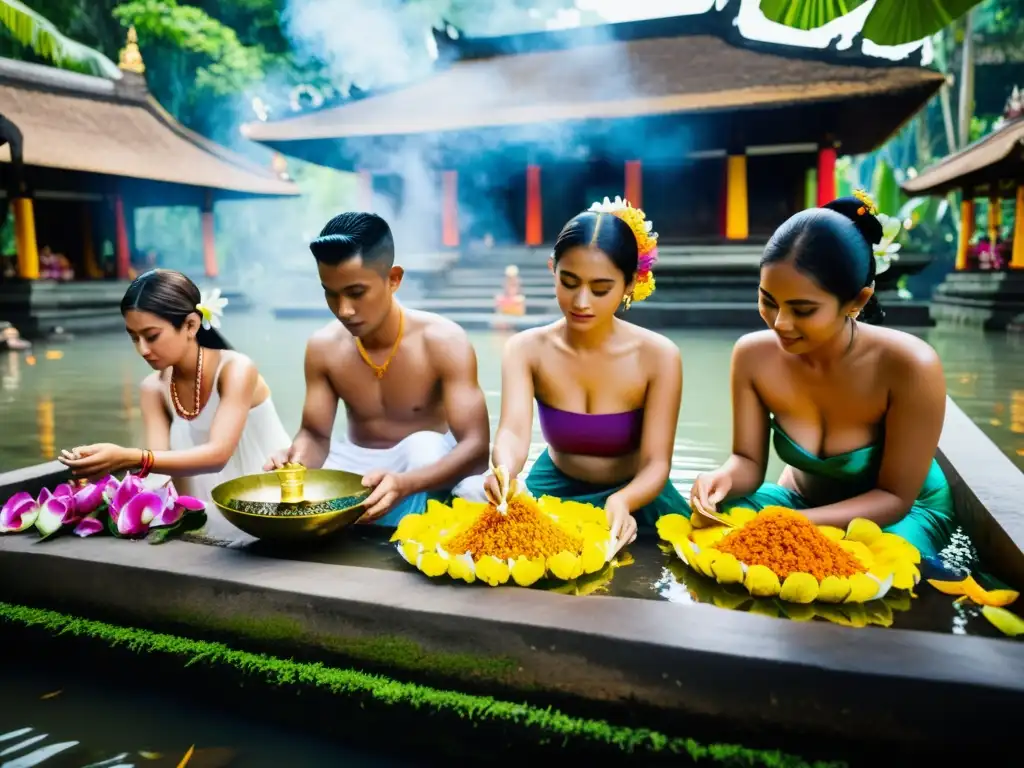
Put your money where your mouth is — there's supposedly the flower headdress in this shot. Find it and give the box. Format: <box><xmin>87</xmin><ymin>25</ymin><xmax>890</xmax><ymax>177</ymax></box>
<box><xmin>196</xmin><ymin>288</ymin><xmax>229</xmax><ymax>330</ymax></box>
<box><xmin>852</xmin><ymin>189</ymin><xmax>904</xmax><ymax>276</ymax></box>
<box><xmin>587</xmin><ymin>196</ymin><xmax>659</xmax><ymax>307</ymax></box>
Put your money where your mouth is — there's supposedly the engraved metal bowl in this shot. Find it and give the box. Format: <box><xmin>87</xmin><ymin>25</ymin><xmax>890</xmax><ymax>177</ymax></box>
<box><xmin>210</xmin><ymin>468</ymin><xmax>369</xmax><ymax>542</ymax></box>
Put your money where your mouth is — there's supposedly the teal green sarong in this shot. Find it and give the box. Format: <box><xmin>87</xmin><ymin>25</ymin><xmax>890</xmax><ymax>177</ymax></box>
<box><xmin>524</xmin><ymin>449</ymin><xmax>691</xmax><ymax>527</ymax></box>
<box><xmin>722</xmin><ymin>419</ymin><xmax>957</xmax><ymax>559</ymax></box>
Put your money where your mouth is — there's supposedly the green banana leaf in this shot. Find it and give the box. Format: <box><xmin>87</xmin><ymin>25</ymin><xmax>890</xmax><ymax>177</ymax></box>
<box><xmin>0</xmin><ymin>0</ymin><xmax>121</xmax><ymax>79</ymax></box>
<box><xmin>759</xmin><ymin>0</ymin><xmax>981</xmax><ymax>46</ymax></box>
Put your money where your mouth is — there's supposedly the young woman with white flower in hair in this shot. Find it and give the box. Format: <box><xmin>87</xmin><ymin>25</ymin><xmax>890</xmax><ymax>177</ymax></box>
<box><xmin>486</xmin><ymin>198</ymin><xmax>687</xmax><ymax>553</ymax></box>
<box><xmin>60</xmin><ymin>269</ymin><xmax>290</xmax><ymax>521</ymax></box>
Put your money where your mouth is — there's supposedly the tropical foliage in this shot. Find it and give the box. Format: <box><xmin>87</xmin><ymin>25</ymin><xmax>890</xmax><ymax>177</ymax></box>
<box><xmin>759</xmin><ymin>0</ymin><xmax>983</xmax><ymax>45</ymax></box>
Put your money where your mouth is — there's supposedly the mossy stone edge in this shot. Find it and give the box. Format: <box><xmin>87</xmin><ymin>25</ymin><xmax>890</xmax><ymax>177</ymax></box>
<box><xmin>0</xmin><ymin>600</ymin><xmax>844</xmax><ymax>768</ymax></box>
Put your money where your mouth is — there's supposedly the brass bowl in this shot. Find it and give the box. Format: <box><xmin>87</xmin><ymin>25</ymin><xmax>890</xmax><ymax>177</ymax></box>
<box><xmin>210</xmin><ymin>468</ymin><xmax>370</xmax><ymax>542</ymax></box>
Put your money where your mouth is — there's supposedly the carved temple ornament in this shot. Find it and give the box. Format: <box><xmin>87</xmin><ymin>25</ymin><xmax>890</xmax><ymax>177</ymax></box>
<box><xmin>119</xmin><ymin>26</ymin><xmax>146</xmax><ymax>75</ymax></box>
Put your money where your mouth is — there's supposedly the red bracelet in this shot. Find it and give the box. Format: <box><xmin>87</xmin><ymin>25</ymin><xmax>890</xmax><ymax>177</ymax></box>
<box><xmin>137</xmin><ymin>449</ymin><xmax>154</xmax><ymax>479</ymax></box>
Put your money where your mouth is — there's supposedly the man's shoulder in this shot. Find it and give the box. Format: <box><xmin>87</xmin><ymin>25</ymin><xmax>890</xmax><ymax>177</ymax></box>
<box><xmin>414</xmin><ymin>309</ymin><xmax>472</xmax><ymax>348</ymax></box>
<box><xmin>307</xmin><ymin>320</ymin><xmax>350</xmax><ymax>349</ymax></box>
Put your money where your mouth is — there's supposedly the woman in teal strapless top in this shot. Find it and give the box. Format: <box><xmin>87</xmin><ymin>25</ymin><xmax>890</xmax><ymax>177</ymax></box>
<box><xmin>690</xmin><ymin>195</ymin><xmax>956</xmax><ymax>559</ymax></box>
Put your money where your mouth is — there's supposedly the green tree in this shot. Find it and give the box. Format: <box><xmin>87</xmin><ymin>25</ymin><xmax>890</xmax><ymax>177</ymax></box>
<box><xmin>759</xmin><ymin>0</ymin><xmax>982</xmax><ymax>45</ymax></box>
<box><xmin>0</xmin><ymin>0</ymin><xmax>120</xmax><ymax>77</ymax></box>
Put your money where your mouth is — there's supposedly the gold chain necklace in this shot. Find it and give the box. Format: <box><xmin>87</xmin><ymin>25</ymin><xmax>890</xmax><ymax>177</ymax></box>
<box><xmin>355</xmin><ymin>310</ymin><xmax>404</xmax><ymax>379</ymax></box>
<box><xmin>171</xmin><ymin>345</ymin><xmax>204</xmax><ymax>420</ymax></box>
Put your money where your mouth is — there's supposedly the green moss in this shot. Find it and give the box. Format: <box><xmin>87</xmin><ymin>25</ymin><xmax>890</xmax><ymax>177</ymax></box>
<box><xmin>169</xmin><ymin>609</ymin><xmax>519</xmax><ymax>681</ymax></box>
<box><xmin>0</xmin><ymin>600</ymin><xmax>846</xmax><ymax>768</ymax></box>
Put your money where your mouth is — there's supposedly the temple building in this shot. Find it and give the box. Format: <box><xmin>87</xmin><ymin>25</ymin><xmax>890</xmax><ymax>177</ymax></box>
<box><xmin>242</xmin><ymin>7</ymin><xmax>944</xmax><ymax>250</ymax></box>
<box><xmin>902</xmin><ymin>86</ymin><xmax>1024</xmax><ymax>329</ymax></box>
<box><xmin>1</xmin><ymin>27</ymin><xmax>298</xmax><ymax>287</ymax></box>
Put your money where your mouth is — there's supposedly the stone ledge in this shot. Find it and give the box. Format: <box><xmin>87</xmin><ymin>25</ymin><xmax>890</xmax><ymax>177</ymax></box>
<box><xmin>0</xmin><ymin>531</ymin><xmax>1022</xmax><ymax>754</ymax></box>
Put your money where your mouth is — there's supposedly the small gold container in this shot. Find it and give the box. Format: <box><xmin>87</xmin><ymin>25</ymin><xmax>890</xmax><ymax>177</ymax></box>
<box><xmin>276</xmin><ymin>462</ymin><xmax>307</xmax><ymax>504</ymax></box>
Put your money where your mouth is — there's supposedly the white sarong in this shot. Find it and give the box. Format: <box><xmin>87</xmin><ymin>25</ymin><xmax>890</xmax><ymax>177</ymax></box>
<box><xmin>324</xmin><ymin>430</ymin><xmax>488</xmax><ymax>526</ymax></box>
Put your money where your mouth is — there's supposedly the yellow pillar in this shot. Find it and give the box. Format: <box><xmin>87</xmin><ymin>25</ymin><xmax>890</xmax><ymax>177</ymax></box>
<box><xmin>988</xmin><ymin>196</ymin><xmax>1001</xmax><ymax>243</ymax></box>
<box><xmin>12</xmin><ymin>197</ymin><xmax>39</xmax><ymax>279</ymax></box>
<box><xmin>82</xmin><ymin>203</ymin><xmax>103</xmax><ymax>279</ymax></box>
<box><xmin>955</xmin><ymin>198</ymin><xmax>975</xmax><ymax>271</ymax></box>
<box><xmin>725</xmin><ymin>154</ymin><xmax>749</xmax><ymax>241</ymax></box>
<box><xmin>1012</xmin><ymin>185</ymin><xmax>1024</xmax><ymax>269</ymax></box>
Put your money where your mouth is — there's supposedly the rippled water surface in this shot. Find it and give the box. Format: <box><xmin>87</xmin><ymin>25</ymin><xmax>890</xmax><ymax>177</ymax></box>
<box><xmin>2</xmin><ymin>316</ymin><xmax>1022</xmax><ymax>475</ymax></box>
<box><xmin>0</xmin><ymin>661</ymin><xmax>400</xmax><ymax>767</ymax></box>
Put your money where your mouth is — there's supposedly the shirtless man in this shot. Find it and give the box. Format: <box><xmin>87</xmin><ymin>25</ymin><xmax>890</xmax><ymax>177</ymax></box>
<box><xmin>264</xmin><ymin>212</ymin><xmax>490</xmax><ymax>525</ymax></box>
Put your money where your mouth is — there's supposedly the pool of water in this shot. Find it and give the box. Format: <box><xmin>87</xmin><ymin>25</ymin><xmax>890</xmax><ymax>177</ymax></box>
<box><xmin>0</xmin><ymin>660</ymin><xmax>406</xmax><ymax>767</ymax></box>
<box><xmin>2</xmin><ymin>314</ymin><xmax>1023</xmax><ymax>476</ymax></box>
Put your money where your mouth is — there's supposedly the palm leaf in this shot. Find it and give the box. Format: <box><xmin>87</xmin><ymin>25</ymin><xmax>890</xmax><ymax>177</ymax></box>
<box><xmin>0</xmin><ymin>0</ymin><xmax>121</xmax><ymax>79</ymax></box>
<box><xmin>759</xmin><ymin>0</ymin><xmax>869</xmax><ymax>30</ymax></box>
<box><xmin>861</xmin><ymin>0</ymin><xmax>980</xmax><ymax>46</ymax></box>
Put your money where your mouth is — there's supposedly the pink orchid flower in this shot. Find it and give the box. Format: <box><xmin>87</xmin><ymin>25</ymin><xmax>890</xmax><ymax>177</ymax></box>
<box><xmin>102</xmin><ymin>474</ymin><xmax>204</xmax><ymax>538</ymax></box>
<box><xmin>1</xmin><ymin>492</ymin><xmax>39</xmax><ymax>533</ymax></box>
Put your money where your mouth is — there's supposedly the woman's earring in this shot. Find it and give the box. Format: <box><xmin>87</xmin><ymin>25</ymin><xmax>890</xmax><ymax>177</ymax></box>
<box><xmin>622</xmin><ymin>292</ymin><xmax>633</xmax><ymax>311</ymax></box>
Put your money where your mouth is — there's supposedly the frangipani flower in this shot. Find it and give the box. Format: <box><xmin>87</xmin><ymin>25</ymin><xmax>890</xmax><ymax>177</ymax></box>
<box><xmin>196</xmin><ymin>288</ymin><xmax>228</xmax><ymax>330</ymax></box>
<box><xmin>392</xmin><ymin>495</ymin><xmax>619</xmax><ymax>588</ymax></box>
<box><xmin>872</xmin><ymin>213</ymin><xmax>904</xmax><ymax>275</ymax></box>
<box><xmin>657</xmin><ymin>511</ymin><xmax>921</xmax><ymax>607</ymax></box>
<box><xmin>1</xmin><ymin>492</ymin><xmax>39</xmax><ymax>533</ymax></box>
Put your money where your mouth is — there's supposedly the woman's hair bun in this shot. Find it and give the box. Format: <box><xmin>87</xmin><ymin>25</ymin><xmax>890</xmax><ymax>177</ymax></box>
<box><xmin>823</xmin><ymin>197</ymin><xmax>883</xmax><ymax>251</ymax></box>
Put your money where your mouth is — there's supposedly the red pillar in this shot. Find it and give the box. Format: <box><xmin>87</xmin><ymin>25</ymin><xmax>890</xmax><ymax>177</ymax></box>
<box><xmin>114</xmin><ymin>195</ymin><xmax>131</xmax><ymax>280</ymax></box>
<box><xmin>526</xmin><ymin>164</ymin><xmax>543</xmax><ymax>246</ymax></box>
<box><xmin>356</xmin><ymin>170</ymin><xmax>373</xmax><ymax>210</ymax></box>
<box><xmin>441</xmin><ymin>170</ymin><xmax>459</xmax><ymax>248</ymax></box>
<box><xmin>624</xmin><ymin>160</ymin><xmax>643</xmax><ymax>209</ymax></box>
<box><xmin>202</xmin><ymin>190</ymin><xmax>218</xmax><ymax>278</ymax></box>
<box><xmin>816</xmin><ymin>145</ymin><xmax>837</xmax><ymax>206</ymax></box>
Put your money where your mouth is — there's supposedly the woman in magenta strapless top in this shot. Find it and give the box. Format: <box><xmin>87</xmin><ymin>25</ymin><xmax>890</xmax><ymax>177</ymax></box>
<box><xmin>484</xmin><ymin>197</ymin><xmax>690</xmax><ymax>551</ymax></box>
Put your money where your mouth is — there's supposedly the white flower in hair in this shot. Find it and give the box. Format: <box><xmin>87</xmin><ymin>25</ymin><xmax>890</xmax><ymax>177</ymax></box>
<box><xmin>196</xmin><ymin>287</ymin><xmax>229</xmax><ymax>330</ymax></box>
<box><xmin>589</xmin><ymin>195</ymin><xmax>628</xmax><ymax>213</ymax></box>
<box><xmin>872</xmin><ymin>213</ymin><xmax>903</xmax><ymax>275</ymax></box>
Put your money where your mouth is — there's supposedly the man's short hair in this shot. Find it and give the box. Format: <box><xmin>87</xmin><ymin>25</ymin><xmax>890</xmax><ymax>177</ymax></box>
<box><xmin>309</xmin><ymin>212</ymin><xmax>395</xmax><ymax>272</ymax></box>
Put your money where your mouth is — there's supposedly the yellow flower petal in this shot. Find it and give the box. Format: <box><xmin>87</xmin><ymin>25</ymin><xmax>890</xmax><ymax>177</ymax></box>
<box><xmin>655</xmin><ymin>513</ymin><xmax>691</xmax><ymax>542</ymax></box>
<box><xmin>547</xmin><ymin>550</ymin><xmax>583</xmax><ymax>581</ymax></box>
<box><xmin>838</xmin><ymin>540</ymin><xmax>875</xmax><ymax>568</ymax></box>
<box><xmin>845</xmin><ymin>573</ymin><xmax>881</xmax><ymax>603</ymax></box>
<box><xmin>744</xmin><ymin>564</ymin><xmax>781</xmax><ymax>597</ymax></box>
<box><xmin>689</xmin><ymin>548</ymin><xmax>718</xmax><ymax>579</ymax></box>
<box><xmin>709</xmin><ymin>552</ymin><xmax>744</xmax><ymax>584</ymax></box>
<box><xmin>447</xmin><ymin>553</ymin><xmax>476</xmax><ymax>584</ymax></box>
<box><xmin>981</xmin><ymin>605</ymin><xmax>1024</xmax><ymax>636</ymax></box>
<box><xmin>779</xmin><ymin>572</ymin><xmax>820</xmax><ymax>604</ymax></box>
<box><xmin>391</xmin><ymin>513</ymin><xmax>426</xmax><ymax>543</ymax></box>
<box><xmin>845</xmin><ymin>518</ymin><xmax>883</xmax><ymax>546</ymax></box>
<box><xmin>580</xmin><ymin>538</ymin><xmax>610</xmax><ymax>574</ymax></box>
<box><xmin>721</xmin><ymin>507</ymin><xmax>758</xmax><ymax>527</ymax></box>
<box><xmin>869</xmin><ymin>532</ymin><xmax>921</xmax><ymax>564</ymax></box>
<box><xmin>476</xmin><ymin>555</ymin><xmax>511</xmax><ymax>586</ymax></box>
<box><xmin>817</xmin><ymin>525</ymin><xmax>845</xmax><ymax>542</ymax></box>
<box><xmin>510</xmin><ymin>556</ymin><xmax>546</xmax><ymax>587</ymax></box>
<box><xmin>817</xmin><ymin>576</ymin><xmax>852</xmax><ymax>603</ymax></box>
<box><xmin>692</xmin><ymin>526</ymin><xmax>729</xmax><ymax>550</ymax></box>
<box><xmin>418</xmin><ymin>551</ymin><xmax>449</xmax><ymax>578</ymax></box>
<box><xmin>874</xmin><ymin>559</ymin><xmax>919</xmax><ymax>591</ymax></box>
<box><xmin>399</xmin><ymin>541</ymin><xmax>422</xmax><ymax>565</ymax></box>
<box><xmin>927</xmin><ymin>575</ymin><xmax>1019</xmax><ymax>607</ymax></box>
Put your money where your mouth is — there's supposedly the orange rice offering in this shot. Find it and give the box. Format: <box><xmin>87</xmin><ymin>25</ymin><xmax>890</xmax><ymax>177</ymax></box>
<box><xmin>656</xmin><ymin>506</ymin><xmax>922</xmax><ymax>605</ymax></box>
<box><xmin>715</xmin><ymin>508</ymin><xmax>865</xmax><ymax>582</ymax></box>
<box><xmin>392</xmin><ymin>493</ymin><xmax>617</xmax><ymax>587</ymax></box>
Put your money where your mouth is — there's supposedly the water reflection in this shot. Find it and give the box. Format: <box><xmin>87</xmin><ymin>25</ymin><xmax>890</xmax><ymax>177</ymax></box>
<box><xmin>0</xmin><ymin>318</ymin><xmax>1020</xmax><ymax>474</ymax></box>
<box><xmin>36</xmin><ymin>396</ymin><xmax>54</xmax><ymax>461</ymax></box>
<box><xmin>0</xmin><ymin>663</ymin><xmax>400</xmax><ymax>768</ymax></box>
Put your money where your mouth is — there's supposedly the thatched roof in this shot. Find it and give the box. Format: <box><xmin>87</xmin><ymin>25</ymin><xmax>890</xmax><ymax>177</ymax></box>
<box><xmin>0</xmin><ymin>57</ymin><xmax>299</xmax><ymax>198</ymax></box>
<box><xmin>242</xmin><ymin>12</ymin><xmax>944</xmax><ymax>155</ymax></box>
<box><xmin>901</xmin><ymin>118</ymin><xmax>1024</xmax><ymax>196</ymax></box>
